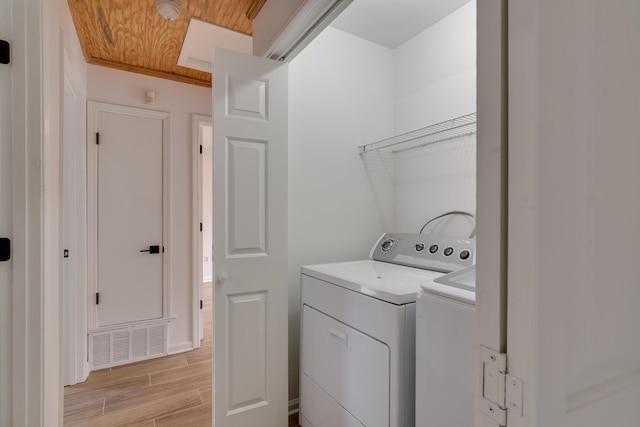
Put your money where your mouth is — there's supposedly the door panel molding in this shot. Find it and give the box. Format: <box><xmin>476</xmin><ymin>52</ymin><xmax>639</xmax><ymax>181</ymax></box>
<box><xmin>87</xmin><ymin>101</ymin><xmax>173</xmax><ymax>332</ymax></box>
<box><xmin>227</xmin><ymin>75</ymin><xmax>268</xmax><ymax>121</ymax></box>
<box><xmin>226</xmin><ymin>138</ymin><xmax>268</xmax><ymax>257</ymax></box>
<box><xmin>225</xmin><ymin>291</ymin><xmax>268</xmax><ymax>414</ymax></box>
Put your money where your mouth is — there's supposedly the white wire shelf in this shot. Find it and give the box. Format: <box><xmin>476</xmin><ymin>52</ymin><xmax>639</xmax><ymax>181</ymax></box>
<box><xmin>358</xmin><ymin>112</ymin><xmax>477</xmax><ymax>154</ymax></box>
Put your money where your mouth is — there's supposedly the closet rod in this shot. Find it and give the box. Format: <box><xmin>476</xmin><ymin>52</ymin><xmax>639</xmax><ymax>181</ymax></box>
<box><xmin>359</xmin><ymin>112</ymin><xmax>477</xmax><ymax>154</ymax></box>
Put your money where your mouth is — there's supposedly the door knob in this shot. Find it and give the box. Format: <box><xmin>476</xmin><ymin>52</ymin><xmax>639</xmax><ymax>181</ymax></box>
<box><xmin>216</xmin><ymin>272</ymin><xmax>229</xmax><ymax>284</ymax></box>
<box><xmin>140</xmin><ymin>245</ymin><xmax>160</xmax><ymax>254</ymax></box>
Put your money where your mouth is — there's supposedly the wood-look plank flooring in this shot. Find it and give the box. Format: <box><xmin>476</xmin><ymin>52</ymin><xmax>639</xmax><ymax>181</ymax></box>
<box><xmin>64</xmin><ymin>283</ymin><xmax>299</xmax><ymax>426</ymax></box>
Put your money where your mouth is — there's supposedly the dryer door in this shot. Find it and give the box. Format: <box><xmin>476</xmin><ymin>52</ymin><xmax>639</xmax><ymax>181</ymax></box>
<box><xmin>302</xmin><ymin>305</ymin><xmax>389</xmax><ymax>427</ymax></box>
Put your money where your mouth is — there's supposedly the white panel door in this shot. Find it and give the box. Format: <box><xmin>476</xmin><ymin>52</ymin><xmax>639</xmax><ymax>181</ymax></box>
<box><xmin>0</xmin><ymin>4</ymin><xmax>12</xmax><ymax>424</ymax></box>
<box><xmin>506</xmin><ymin>1</ymin><xmax>640</xmax><ymax>426</ymax></box>
<box><xmin>212</xmin><ymin>48</ymin><xmax>288</xmax><ymax>427</ymax></box>
<box><xmin>94</xmin><ymin>108</ymin><xmax>164</xmax><ymax>327</ymax></box>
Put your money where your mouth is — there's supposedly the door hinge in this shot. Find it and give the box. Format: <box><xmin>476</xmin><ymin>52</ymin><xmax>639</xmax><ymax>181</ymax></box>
<box><xmin>199</xmin><ymin>144</ymin><xmax>203</xmax><ymax>154</ymax></box>
<box><xmin>0</xmin><ymin>40</ymin><xmax>10</xmax><ymax>64</ymax></box>
<box><xmin>0</xmin><ymin>238</ymin><xmax>10</xmax><ymax>261</ymax></box>
<box><xmin>480</xmin><ymin>346</ymin><xmax>524</xmax><ymax>425</ymax></box>
<box><xmin>96</xmin><ymin>292</ymin><xmax>100</xmax><ymax>305</ymax></box>
<box><xmin>96</xmin><ymin>132</ymin><xmax>100</xmax><ymax>145</ymax></box>
<box><xmin>200</xmin><ymin>300</ymin><xmax>203</xmax><ymax>310</ymax></box>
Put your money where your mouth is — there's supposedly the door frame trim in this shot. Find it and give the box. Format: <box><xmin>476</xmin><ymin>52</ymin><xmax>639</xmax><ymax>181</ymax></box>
<box><xmin>10</xmin><ymin>0</ymin><xmax>47</xmax><ymax>423</ymax></box>
<box><xmin>62</xmin><ymin>45</ymin><xmax>89</xmax><ymax>386</ymax></box>
<box><xmin>476</xmin><ymin>0</ymin><xmax>509</xmax><ymax>350</ymax></box>
<box><xmin>191</xmin><ymin>114</ymin><xmax>211</xmax><ymax>348</ymax></box>
<box><xmin>475</xmin><ymin>1</ymin><xmax>508</xmax><ymax>426</ymax></box>
<box><xmin>86</xmin><ymin>101</ymin><xmax>173</xmax><ymax>331</ymax></box>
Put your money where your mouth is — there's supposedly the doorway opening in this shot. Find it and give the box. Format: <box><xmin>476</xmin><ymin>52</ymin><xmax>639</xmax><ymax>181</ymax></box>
<box><xmin>192</xmin><ymin>114</ymin><xmax>212</xmax><ymax>347</ymax></box>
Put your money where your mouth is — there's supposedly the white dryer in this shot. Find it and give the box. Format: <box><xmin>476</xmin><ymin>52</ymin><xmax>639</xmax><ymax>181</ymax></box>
<box><xmin>300</xmin><ymin>233</ymin><xmax>475</xmax><ymax>427</ymax></box>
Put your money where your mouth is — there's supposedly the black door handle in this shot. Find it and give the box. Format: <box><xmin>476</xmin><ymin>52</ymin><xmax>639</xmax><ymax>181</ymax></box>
<box><xmin>140</xmin><ymin>245</ymin><xmax>160</xmax><ymax>254</ymax></box>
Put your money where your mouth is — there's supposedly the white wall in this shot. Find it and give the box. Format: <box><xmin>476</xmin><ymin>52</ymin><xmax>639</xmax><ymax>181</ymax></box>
<box><xmin>392</xmin><ymin>0</ymin><xmax>477</xmax><ymax>234</ymax></box>
<box><xmin>393</xmin><ymin>1</ymin><xmax>476</xmax><ymax>133</ymax></box>
<box><xmin>288</xmin><ymin>26</ymin><xmax>394</xmax><ymax>401</ymax></box>
<box><xmin>87</xmin><ymin>65</ymin><xmax>211</xmax><ymax>353</ymax></box>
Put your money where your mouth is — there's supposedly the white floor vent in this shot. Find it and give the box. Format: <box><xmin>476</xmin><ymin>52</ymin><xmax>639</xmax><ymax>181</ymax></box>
<box><xmin>89</xmin><ymin>322</ymin><xmax>168</xmax><ymax>370</ymax></box>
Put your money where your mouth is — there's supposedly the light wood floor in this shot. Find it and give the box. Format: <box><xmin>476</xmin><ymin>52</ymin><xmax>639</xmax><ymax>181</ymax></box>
<box><xmin>64</xmin><ymin>283</ymin><xmax>299</xmax><ymax>426</ymax></box>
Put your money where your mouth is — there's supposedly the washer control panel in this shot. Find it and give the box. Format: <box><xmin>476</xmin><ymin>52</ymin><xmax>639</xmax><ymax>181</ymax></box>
<box><xmin>370</xmin><ymin>233</ymin><xmax>475</xmax><ymax>272</ymax></box>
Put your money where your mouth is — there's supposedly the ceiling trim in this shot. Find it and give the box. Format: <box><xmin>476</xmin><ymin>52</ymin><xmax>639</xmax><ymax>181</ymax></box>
<box><xmin>88</xmin><ymin>58</ymin><xmax>212</xmax><ymax>88</ymax></box>
<box><xmin>246</xmin><ymin>0</ymin><xmax>268</xmax><ymax>21</ymax></box>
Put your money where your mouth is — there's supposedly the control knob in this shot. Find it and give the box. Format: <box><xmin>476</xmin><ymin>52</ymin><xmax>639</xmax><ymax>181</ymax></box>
<box><xmin>381</xmin><ymin>238</ymin><xmax>395</xmax><ymax>252</ymax></box>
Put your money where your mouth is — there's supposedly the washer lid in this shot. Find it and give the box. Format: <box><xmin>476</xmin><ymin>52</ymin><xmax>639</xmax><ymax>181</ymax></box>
<box><xmin>421</xmin><ymin>265</ymin><xmax>476</xmax><ymax>304</ymax></box>
<box><xmin>302</xmin><ymin>259</ymin><xmax>444</xmax><ymax>305</ymax></box>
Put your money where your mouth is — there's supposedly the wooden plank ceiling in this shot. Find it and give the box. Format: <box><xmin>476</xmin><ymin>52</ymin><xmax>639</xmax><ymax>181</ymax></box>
<box><xmin>67</xmin><ymin>0</ymin><xmax>267</xmax><ymax>87</ymax></box>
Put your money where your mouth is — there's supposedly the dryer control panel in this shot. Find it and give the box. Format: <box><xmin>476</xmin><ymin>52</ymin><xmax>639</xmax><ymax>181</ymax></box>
<box><xmin>370</xmin><ymin>233</ymin><xmax>475</xmax><ymax>273</ymax></box>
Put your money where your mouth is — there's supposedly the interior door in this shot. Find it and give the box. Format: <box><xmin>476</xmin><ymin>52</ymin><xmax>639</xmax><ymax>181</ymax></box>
<box><xmin>212</xmin><ymin>48</ymin><xmax>288</xmax><ymax>427</ymax></box>
<box><xmin>0</xmin><ymin>5</ymin><xmax>12</xmax><ymax>424</ymax></box>
<box><xmin>506</xmin><ymin>1</ymin><xmax>640</xmax><ymax>426</ymax></box>
<box><xmin>93</xmin><ymin>106</ymin><xmax>164</xmax><ymax>327</ymax></box>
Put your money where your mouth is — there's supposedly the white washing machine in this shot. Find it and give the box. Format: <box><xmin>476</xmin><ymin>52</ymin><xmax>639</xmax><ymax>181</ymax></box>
<box><xmin>416</xmin><ymin>265</ymin><xmax>476</xmax><ymax>427</ymax></box>
<box><xmin>300</xmin><ymin>233</ymin><xmax>475</xmax><ymax>427</ymax></box>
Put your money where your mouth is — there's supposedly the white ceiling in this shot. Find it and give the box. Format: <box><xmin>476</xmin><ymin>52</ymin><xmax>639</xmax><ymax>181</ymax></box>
<box><xmin>176</xmin><ymin>0</ymin><xmax>473</xmax><ymax>73</ymax></box>
<box><xmin>330</xmin><ymin>0</ymin><xmax>473</xmax><ymax>49</ymax></box>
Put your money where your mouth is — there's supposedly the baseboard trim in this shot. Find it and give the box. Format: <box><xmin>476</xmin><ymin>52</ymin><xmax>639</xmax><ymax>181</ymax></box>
<box><xmin>288</xmin><ymin>398</ymin><xmax>300</xmax><ymax>416</ymax></box>
<box><xmin>82</xmin><ymin>361</ymin><xmax>90</xmax><ymax>383</ymax></box>
<box><xmin>203</xmin><ymin>276</ymin><xmax>213</xmax><ymax>283</ymax></box>
<box><xmin>168</xmin><ymin>341</ymin><xmax>194</xmax><ymax>355</ymax></box>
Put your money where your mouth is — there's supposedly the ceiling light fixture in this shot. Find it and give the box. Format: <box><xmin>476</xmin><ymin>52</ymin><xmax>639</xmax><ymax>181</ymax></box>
<box><xmin>154</xmin><ymin>0</ymin><xmax>182</xmax><ymax>21</ymax></box>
